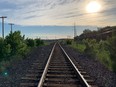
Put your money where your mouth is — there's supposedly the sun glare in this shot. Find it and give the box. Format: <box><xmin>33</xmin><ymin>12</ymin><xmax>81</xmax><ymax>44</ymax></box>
<box><xmin>86</xmin><ymin>1</ymin><xmax>101</xmax><ymax>13</ymax></box>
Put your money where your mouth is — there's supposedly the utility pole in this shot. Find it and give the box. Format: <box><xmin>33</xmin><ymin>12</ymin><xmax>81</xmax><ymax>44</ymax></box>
<box><xmin>74</xmin><ymin>23</ymin><xmax>77</xmax><ymax>39</ymax></box>
<box><xmin>9</xmin><ymin>23</ymin><xmax>14</xmax><ymax>33</ymax></box>
<box><xmin>0</xmin><ymin>16</ymin><xmax>7</xmax><ymax>38</ymax></box>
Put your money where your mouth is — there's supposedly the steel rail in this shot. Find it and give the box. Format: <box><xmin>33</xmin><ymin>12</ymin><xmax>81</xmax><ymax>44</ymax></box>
<box><xmin>38</xmin><ymin>43</ymin><xmax>90</xmax><ymax>87</ymax></box>
<box><xmin>59</xmin><ymin>43</ymin><xmax>90</xmax><ymax>87</ymax></box>
<box><xmin>37</xmin><ymin>43</ymin><xmax>56</xmax><ymax>87</ymax></box>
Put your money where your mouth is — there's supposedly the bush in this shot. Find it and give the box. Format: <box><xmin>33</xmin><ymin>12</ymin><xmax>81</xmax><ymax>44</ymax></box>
<box><xmin>0</xmin><ymin>31</ymin><xmax>45</xmax><ymax>73</ymax></box>
<box><xmin>5</xmin><ymin>31</ymin><xmax>27</xmax><ymax>56</ymax></box>
<box><xmin>107</xmin><ymin>33</ymin><xmax>116</xmax><ymax>71</ymax></box>
<box><xmin>0</xmin><ymin>38</ymin><xmax>11</xmax><ymax>61</ymax></box>
<box><xmin>83</xmin><ymin>39</ymin><xmax>97</xmax><ymax>58</ymax></box>
<box><xmin>66</xmin><ymin>39</ymin><xmax>72</xmax><ymax>45</ymax></box>
<box><xmin>72</xmin><ymin>27</ymin><xmax>116</xmax><ymax>72</ymax></box>
<box><xmin>35</xmin><ymin>38</ymin><xmax>44</xmax><ymax>46</ymax></box>
<box><xmin>82</xmin><ymin>38</ymin><xmax>115</xmax><ymax>71</ymax></box>
<box><xmin>71</xmin><ymin>41</ymin><xmax>86</xmax><ymax>53</ymax></box>
<box><xmin>26</xmin><ymin>39</ymin><xmax>35</xmax><ymax>47</ymax></box>
<box><xmin>96</xmin><ymin>41</ymin><xmax>112</xmax><ymax>69</ymax></box>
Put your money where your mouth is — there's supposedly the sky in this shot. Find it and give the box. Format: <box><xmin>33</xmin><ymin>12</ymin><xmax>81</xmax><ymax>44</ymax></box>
<box><xmin>0</xmin><ymin>0</ymin><xmax>116</xmax><ymax>39</ymax></box>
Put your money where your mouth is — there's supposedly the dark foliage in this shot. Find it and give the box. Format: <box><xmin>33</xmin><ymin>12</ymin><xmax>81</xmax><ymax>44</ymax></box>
<box><xmin>26</xmin><ymin>39</ymin><xmax>35</xmax><ymax>47</ymax></box>
<box><xmin>66</xmin><ymin>39</ymin><xmax>72</xmax><ymax>45</ymax></box>
<box><xmin>5</xmin><ymin>31</ymin><xmax>27</xmax><ymax>56</ymax></box>
<box><xmin>35</xmin><ymin>38</ymin><xmax>44</xmax><ymax>46</ymax></box>
<box><xmin>0</xmin><ymin>31</ymin><xmax>44</xmax><ymax>62</ymax></box>
<box><xmin>74</xmin><ymin>26</ymin><xmax>116</xmax><ymax>72</ymax></box>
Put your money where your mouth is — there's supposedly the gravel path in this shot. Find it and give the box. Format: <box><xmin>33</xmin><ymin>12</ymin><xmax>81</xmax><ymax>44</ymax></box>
<box><xmin>63</xmin><ymin>45</ymin><xmax>116</xmax><ymax>87</ymax></box>
<box><xmin>0</xmin><ymin>44</ymin><xmax>53</xmax><ymax>87</ymax></box>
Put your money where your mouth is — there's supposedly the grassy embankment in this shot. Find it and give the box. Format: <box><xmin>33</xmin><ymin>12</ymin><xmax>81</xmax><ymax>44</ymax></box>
<box><xmin>70</xmin><ymin>40</ymin><xmax>112</xmax><ymax>70</ymax></box>
<box><xmin>66</xmin><ymin>31</ymin><xmax>116</xmax><ymax>72</ymax></box>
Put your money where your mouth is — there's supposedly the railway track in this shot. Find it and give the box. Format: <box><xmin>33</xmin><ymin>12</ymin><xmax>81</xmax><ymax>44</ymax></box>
<box><xmin>20</xmin><ymin>43</ymin><xmax>97</xmax><ymax>87</ymax></box>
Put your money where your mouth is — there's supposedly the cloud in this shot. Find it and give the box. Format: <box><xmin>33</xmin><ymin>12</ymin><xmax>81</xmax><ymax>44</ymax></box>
<box><xmin>0</xmin><ymin>1</ymin><xmax>17</xmax><ymax>10</ymax></box>
<box><xmin>0</xmin><ymin>0</ymin><xmax>115</xmax><ymax>26</ymax></box>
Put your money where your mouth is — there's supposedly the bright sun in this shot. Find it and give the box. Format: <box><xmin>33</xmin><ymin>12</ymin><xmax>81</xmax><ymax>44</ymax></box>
<box><xmin>86</xmin><ymin>1</ymin><xmax>101</xmax><ymax>13</ymax></box>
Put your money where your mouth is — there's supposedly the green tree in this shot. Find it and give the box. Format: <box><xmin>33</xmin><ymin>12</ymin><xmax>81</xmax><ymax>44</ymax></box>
<box><xmin>107</xmin><ymin>31</ymin><xmax>116</xmax><ymax>71</ymax></box>
<box><xmin>35</xmin><ymin>38</ymin><xmax>44</xmax><ymax>46</ymax></box>
<box><xmin>26</xmin><ymin>39</ymin><xmax>35</xmax><ymax>47</ymax></box>
<box><xmin>83</xmin><ymin>29</ymin><xmax>91</xmax><ymax>34</ymax></box>
<box><xmin>0</xmin><ymin>38</ymin><xmax>11</xmax><ymax>61</ymax></box>
<box><xmin>5</xmin><ymin>31</ymin><xmax>27</xmax><ymax>55</ymax></box>
<box><xmin>0</xmin><ymin>38</ymin><xmax>5</xmax><ymax>61</ymax></box>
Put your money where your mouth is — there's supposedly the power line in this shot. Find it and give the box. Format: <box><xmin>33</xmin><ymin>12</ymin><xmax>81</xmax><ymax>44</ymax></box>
<box><xmin>0</xmin><ymin>16</ymin><xmax>7</xmax><ymax>39</ymax></box>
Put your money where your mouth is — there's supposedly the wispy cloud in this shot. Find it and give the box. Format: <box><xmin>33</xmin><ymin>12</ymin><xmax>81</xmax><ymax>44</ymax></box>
<box><xmin>0</xmin><ymin>0</ymin><xmax>115</xmax><ymax>26</ymax></box>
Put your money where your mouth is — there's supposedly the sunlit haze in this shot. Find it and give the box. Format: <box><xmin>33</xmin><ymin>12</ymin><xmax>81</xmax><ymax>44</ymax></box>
<box><xmin>86</xmin><ymin>1</ymin><xmax>101</xmax><ymax>13</ymax></box>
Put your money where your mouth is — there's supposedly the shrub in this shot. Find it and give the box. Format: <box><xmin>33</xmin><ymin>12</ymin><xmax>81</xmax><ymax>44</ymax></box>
<box><xmin>26</xmin><ymin>39</ymin><xmax>35</xmax><ymax>47</ymax></box>
<box><xmin>5</xmin><ymin>31</ymin><xmax>27</xmax><ymax>56</ymax></box>
<box><xmin>35</xmin><ymin>38</ymin><xmax>44</xmax><ymax>46</ymax></box>
<box><xmin>0</xmin><ymin>38</ymin><xmax>11</xmax><ymax>61</ymax></box>
<box><xmin>107</xmin><ymin>33</ymin><xmax>116</xmax><ymax>71</ymax></box>
<box><xmin>66</xmin><ymin>39</ymin><xmax>72</xmax><ymax>45</ymax></box>
<box><xmin>83</xmin><ymin>39</ymin><xmax>97</xmax><ymax>58</ymax></box>
<box><xmin>71</xmin><ymin>41</ymin><xmax>86</xmax><ymax>53</ymax></box>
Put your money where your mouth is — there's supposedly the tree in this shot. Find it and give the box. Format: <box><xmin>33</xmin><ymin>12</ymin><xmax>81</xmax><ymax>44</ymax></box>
<box><xmin>26</xmin><ymin>39</ymin><xmax>35</xmax><ymax>47</ymax></box>
<box><xmin>35</xmin><ymin>38</ymin><xmax>44</xmax><ymax>46</ymax></box>
<box><xmin>83</xmin><ymin>29</ymin><xmax>91</xmax><ymax>34</ymax></box>
<box><xmin>0</xmin><ymin>38</ymin><xmax>11</xmax><ymax>61</ymax></box>
<box><xmin>5</xmin><ymin>31</ymin><xmax>27</xmax><ymax>55</ymax></box>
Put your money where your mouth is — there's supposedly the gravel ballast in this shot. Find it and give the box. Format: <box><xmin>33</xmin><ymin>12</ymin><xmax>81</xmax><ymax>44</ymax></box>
<box><xmin>63</xmin><ymin>45</ymin><xmax>116</xmax><ymax>87</ymax></box>
<box><xmin>0</xmin><ymin>44</ymin><xmax>53</xmax><ymax>87</ymax></box>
